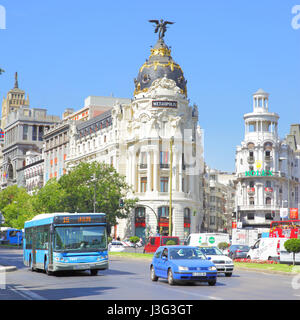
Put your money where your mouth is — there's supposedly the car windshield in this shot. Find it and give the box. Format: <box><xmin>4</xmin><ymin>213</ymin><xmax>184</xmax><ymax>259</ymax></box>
<box><xmin>231</xmin><ymin>245</ymin><xmax>250</xmax><ymax>251</ymax></box>
<box><xmin>54</xmin><ymin>225</ymin><xmax>107</xmax><ymax>252</ymax></box>
<box><xmin>200</xmin><ymin>247</ymin><xmax>223</xmax><ymax>255</ymax></box>
<box><xmin>169</xmin><ymin>248</ymin><xmax>206</xmax><ymax>260</ymax></box>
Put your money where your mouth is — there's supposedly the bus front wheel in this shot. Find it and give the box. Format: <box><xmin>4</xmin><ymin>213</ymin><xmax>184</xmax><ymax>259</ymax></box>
<box><xmin>90</xmin><ymin>269</ymin><xmax>98</xmax><ymax>276</ymax></box>
<box><xmin>44</xmin><ymin>257</ymin><xmax>51</xmax><ymax>275</ymax></box>
<box><xmin>29</xmin><ymin>255</ymin><xmax>35</xmax><ymax>272</ymax></box>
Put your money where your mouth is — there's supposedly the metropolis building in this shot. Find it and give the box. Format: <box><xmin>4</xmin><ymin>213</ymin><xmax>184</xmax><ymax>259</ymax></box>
<box><xmin>235</xmin><ymin>89</ymin><xmax>300</xmax><ymax>230</ymax></box>
<box><xmin>66</xmin><ymin>36</ymin><xmax>204</xmax><ymax>240</ymax></box>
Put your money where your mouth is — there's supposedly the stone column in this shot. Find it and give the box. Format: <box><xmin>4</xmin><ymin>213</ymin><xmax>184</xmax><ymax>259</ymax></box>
<box><xmin>147</xmin><ymin>150</ymin><xmax>151</xmax><ymax>192</ymax></box>
<box><xmin>153</xmin><ymin>148</ymin><xmax>159</xmax><ymax>192</ymax></box>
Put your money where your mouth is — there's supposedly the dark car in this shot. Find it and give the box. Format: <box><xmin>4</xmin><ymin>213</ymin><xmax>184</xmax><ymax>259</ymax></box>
<box><xmin>228</xmin><ymin>245</ymin><xmax>250</xmax><ymax>259</ymax></box>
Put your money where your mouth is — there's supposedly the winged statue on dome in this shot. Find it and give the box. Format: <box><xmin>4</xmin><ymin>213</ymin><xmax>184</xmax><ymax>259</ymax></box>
<box><xmin>148</xmin><ymin>19</ymin><xmax>174</xmax><ymax>40</ymax></box>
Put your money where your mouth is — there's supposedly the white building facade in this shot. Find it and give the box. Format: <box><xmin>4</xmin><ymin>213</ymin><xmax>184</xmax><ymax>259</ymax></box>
<box><xmin>235</xmin><ymin>89</ymin><xmax>300</xmax><ymax>229</ymax></box>
<box><xmin>66</xmin><ymin>38</ymin><xmax>205</xmax><ymax>240</ymax></box>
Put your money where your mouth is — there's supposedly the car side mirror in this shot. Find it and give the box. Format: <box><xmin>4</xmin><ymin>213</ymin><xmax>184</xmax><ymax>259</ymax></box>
<box><xmin>207</xmin><ymin>257</ymin><xmax>211</xmax><ymax>260</ymax></box>
<box><xmin>162</xmin><ymin>256</ymin><xmax>167</xmax><ymax>261</ymax></box>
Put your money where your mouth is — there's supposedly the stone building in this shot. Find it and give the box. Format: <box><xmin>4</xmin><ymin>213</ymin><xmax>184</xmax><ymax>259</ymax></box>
<box><xmin>235</xmin><ymin>89</ymin><xmax>300</xmax><ymax>229</ymax></box>
<box><xmin>66</xmin><ymin>37</ymin><xmax>205</xmax><ymax>240</ymax></box>
<box><xmin>1</xmin><ymin>107</ymin><xmax>60</xmax><ymax>189</ymax></box>
<box><xmin>1</xmin><ymin>72</ymin><xmax>29</xmax><ymax>130</ymax></box>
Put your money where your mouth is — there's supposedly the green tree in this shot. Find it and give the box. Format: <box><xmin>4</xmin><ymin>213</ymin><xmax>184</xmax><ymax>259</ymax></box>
<box><xmin>284</xmin><ymin>239</ymin><xmax>300</xmax><ymax>266</ymax></box>
<box><xmin>218</xmin><ymin>242</ymin><xmax>230</xmax><ymax>250</ymax></box>
<box><xmin>58</xmin><ymin>161</ymin><xmax>138</xmax><ymax>230</ymax></box>
<box><xmin>32</xmin><ymin>178</ymin><xmax>66</xmax><ymax>214</ymax></box>
<box><xmin>0</xmin><ymin>185</ymin><xmax>37</xmax><ymax>229</ymax></box>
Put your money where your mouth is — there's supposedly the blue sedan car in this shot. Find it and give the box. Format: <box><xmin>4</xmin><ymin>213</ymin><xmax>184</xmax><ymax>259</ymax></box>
<box><xmin>150</xmin><ymin>246</ymin><xmax>218</xmax><ymax>286</ymax></box>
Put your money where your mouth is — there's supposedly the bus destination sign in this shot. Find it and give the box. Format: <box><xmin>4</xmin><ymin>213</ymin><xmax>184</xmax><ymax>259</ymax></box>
<box><xmin>54</xmin><ymin>215</ymin><xmax>106</xmax><ymax>225</ymax></box>
<box><xmin>152</xmin><ymin>100</ymin><xmax>177</xmax><ymax>108</ymax></box>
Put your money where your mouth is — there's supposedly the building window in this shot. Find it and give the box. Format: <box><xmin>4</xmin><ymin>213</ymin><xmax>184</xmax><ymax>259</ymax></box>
<box><xmin>158</xmin><ymin>206</ymin><xmax>169</xmax><ymax>218</ymax></box>
<box><xmin>32</xmin><ymin>126</ymin><xmax>37</xmax><ymax>141</ymax></box>
<box><xmin>23</xmin><ymin>125</ymin><xmax>28</xmax><ymax>140</ymax></box>
<box><xmin>247</xmin><ymin>212</ymin><xmax>255</xmax><ymax>220</ymax></box>
<box><xmin>140</xmin><ymin>177</ymin><xmax>147</xmax><ymax>192</ymax></box>
<box><xmin>140</xmin><ymin>152</ymin><xmax>147</xmax><ymax>168</ymax></box>
<box><xmin>209</xmin><ymin>216</ymin><xmax>216</xmax><ymax>225</ymax></box>
<box><xmin>249</xmin><ymin>197</ymin><xmax>255</xmax><ymax>206</ymax></box>
<box><xmin>160</xmin><ymin>177</ymin><xmax>169</xmax><ymax>192</ymax></box>
<box><xmin>160</xmin><ymin>151</ymin><xmax>169</xmax><ymax>168</ymax></box>
<box><xmin>266</xmin><ymin>181</ymin><xmax>271</xmax><ymax>188</ymax></box>
<box><xmin>266</xmin><ymin>197</ymin><xmax>271</xmax><ymax>205</ymax></box>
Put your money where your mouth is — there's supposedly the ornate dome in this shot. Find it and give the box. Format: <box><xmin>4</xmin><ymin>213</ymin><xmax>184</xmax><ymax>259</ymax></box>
<box><xmin>134</xmin><ymin>39</ymin><xmax>187</xmax><ymax>96</ymax></box>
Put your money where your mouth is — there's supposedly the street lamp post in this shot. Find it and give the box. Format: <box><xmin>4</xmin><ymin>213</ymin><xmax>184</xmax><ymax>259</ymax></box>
<box><xmin>89</xmin><ymin>173</ymin><xmax>97</xmax><ymax>213</ymax></box>
<box><xmin>280</xmin><ymin>157</ymin><xmax>290</xmax><ymax>219</ymax></box>
<box><xmin>169</xmin><ymin>136</ymin><xmax>174</xmax><ymax>236</ymax></box>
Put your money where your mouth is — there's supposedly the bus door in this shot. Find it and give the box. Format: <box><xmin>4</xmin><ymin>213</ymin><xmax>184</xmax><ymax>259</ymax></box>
<box><xmin>32</xmin><ymin>229</ymin><xmax>36</xmax><ymax>267</ymax></box>
<box><xmin>48</xmin><ymin>225</ymin><xmax>54</xmax><ymax>266</ymax></box>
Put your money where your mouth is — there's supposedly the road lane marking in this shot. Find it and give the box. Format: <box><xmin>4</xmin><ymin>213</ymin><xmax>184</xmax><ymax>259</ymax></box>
<box><xmin>8</xmin><ymin>285</ymin><xmax>47</xmax><ymax>300</ymax></box>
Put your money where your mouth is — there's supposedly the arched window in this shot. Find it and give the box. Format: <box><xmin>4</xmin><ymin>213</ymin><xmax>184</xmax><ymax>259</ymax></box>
<box><xmin>266</xmin><ymin>197</ymin><xmax>271</xmax><ymax>205</ymax></box>
<box><xmin>135</xmin><ymin>207</ymin><xmax>145</xmax><ymax>224</ymax></box>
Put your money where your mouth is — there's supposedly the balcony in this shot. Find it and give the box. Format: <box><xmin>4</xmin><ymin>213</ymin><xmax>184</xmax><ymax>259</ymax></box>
<box><xmin>264</xmin><ymin>156</ymin><xmax>273</xmax><ymax>162</ymax></box>
<box><xmin>247</xmin><ymin>187</ymin><xmax>255</xmax><ymax>195</ymax></box>
<box><xmin>139</xmin><ymin>164</ymin><xmax>147</xmax><ymax>169</ymax></box>
<box><xmin>247</xmin><ymin>156</ymin><xmax>255</xmax><ymax>164</ymax></box>
<box><xmin>265</xmin><ymin>187</ymin><xmax>273</xmax><ymax>194</ymax></box>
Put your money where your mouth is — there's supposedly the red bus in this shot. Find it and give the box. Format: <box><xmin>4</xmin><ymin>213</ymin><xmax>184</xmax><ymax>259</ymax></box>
<box><xmin>269</xmin><ymin>220</ymin><xmax>300</xmax><ymax>238</ymax></box>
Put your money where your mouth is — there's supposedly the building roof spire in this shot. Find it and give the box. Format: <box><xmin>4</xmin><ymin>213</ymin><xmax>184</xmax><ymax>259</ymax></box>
<box><xmin>14</xmin><ymin>72</ymin><xmax>18</xmax><ymax>89</ymax></box>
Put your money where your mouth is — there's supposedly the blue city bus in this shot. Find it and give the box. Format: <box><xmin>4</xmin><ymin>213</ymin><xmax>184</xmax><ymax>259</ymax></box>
<box><xmin>23</xmin><ymin>212</ymin><xmax>108</xmax><ymax>276</ymax></box>
<box><xmin>0</xmin><ymin>228</ymin><xmax>23</xmax><ymax>245</ymax></box>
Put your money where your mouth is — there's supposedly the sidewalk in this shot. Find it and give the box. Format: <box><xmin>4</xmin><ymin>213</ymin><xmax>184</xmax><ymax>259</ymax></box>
<box><xmin>0</xmin><ymin>265</ymin><xmax>17</xmax><ymax>272</ymax></box>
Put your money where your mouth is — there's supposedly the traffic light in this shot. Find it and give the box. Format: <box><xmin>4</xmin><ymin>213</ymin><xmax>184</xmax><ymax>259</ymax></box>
<box><xmin>119</xmin><ymin>199</ymin><xmax>124</xmax><ymax>208</ymax></box>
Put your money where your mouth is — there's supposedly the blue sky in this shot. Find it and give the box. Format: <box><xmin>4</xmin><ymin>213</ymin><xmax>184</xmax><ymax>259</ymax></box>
<box><xmin>0</xmin><ymin>0</ymin><xmax>299</xmax><ymax>172</ymax></box>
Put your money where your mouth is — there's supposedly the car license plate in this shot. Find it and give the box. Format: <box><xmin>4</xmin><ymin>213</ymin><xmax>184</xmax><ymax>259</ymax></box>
<box><xmin>192</xmin><ymin>272</ymin><xmax>206</xmax><ymax>276</ymax></box>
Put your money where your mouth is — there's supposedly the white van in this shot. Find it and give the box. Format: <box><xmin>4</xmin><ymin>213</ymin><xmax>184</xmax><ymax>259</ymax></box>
<box><xmin>186</xmin><ymin>233</ymin><xmax>230</xmax><ymax>248</ymax></box>
<box><xmin>248</xmin><ymin>237</ymin><xmax>300</xmax><ymax>263</ymax></box>
<box><xmin>247</xmin><ymin>238</ymin><xmax>288</xmax><ymax>261</ymax></box>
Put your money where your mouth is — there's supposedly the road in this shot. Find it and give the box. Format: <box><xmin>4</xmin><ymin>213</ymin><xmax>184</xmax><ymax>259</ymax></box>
<box><xmin>0</xmin><ymin>248</ymin><xmax>300</xmax><ymax>300</ymax></box>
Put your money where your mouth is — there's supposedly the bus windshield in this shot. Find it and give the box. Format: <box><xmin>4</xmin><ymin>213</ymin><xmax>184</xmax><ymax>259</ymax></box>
<box><xmin>54</xmin><ymin>225</ymin><xmax>107</xmax><ymax>252</ymax></box>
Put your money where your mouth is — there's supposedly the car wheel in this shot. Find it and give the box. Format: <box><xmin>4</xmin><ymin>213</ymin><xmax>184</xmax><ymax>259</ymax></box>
<box><xmin>167</xmin><ymin>269</ymin><xmax>176</xmax><ymax>286</ymax></box>
<box><xmin>208</xmin><ymin>279</ymin><xmax>216</xmax><ymax>286</ymax></box>
<box><xmin>150</xmin><ymin>266</ymin><xmax>158</xmax><ymax>281</ymax></box>
<box><xmin>225</xmin><ymin>272</ymin><xmax>232</xmax><ymax>277</ymax></box>
<box><xmin>247</xmin><ymin>255</ymin><xmax>251</xmax><ymax>259</ymax></box>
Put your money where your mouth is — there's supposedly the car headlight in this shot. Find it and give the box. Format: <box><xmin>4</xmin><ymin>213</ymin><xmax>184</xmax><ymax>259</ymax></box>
<box><xmin>209</xmin><ymin>266</ymin><xmax>217</xmax><ymax>271</ymax></box>
<box><xmin>226</xmin><ymin>260</ymin><xmax>233</xmax><ymax>264</ymax></box>
<box><xmin>178</xmin><ymin>266</ymin><xmax>189</xmax><ymax>271</ymax></box>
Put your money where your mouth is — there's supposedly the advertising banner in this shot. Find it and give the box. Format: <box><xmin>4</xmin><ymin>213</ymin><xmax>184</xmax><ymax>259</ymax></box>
<box><xmin>290</xmin><ymin>208</ymin><xmax>299</xmax><ymax>220</ymax></box>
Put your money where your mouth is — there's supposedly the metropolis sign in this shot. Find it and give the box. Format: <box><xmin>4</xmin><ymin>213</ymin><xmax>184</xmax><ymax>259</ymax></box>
<box><xmin>152</xmin><ymin>100</ymin><xmax>177</xmax><ymax>108</ymax></box>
